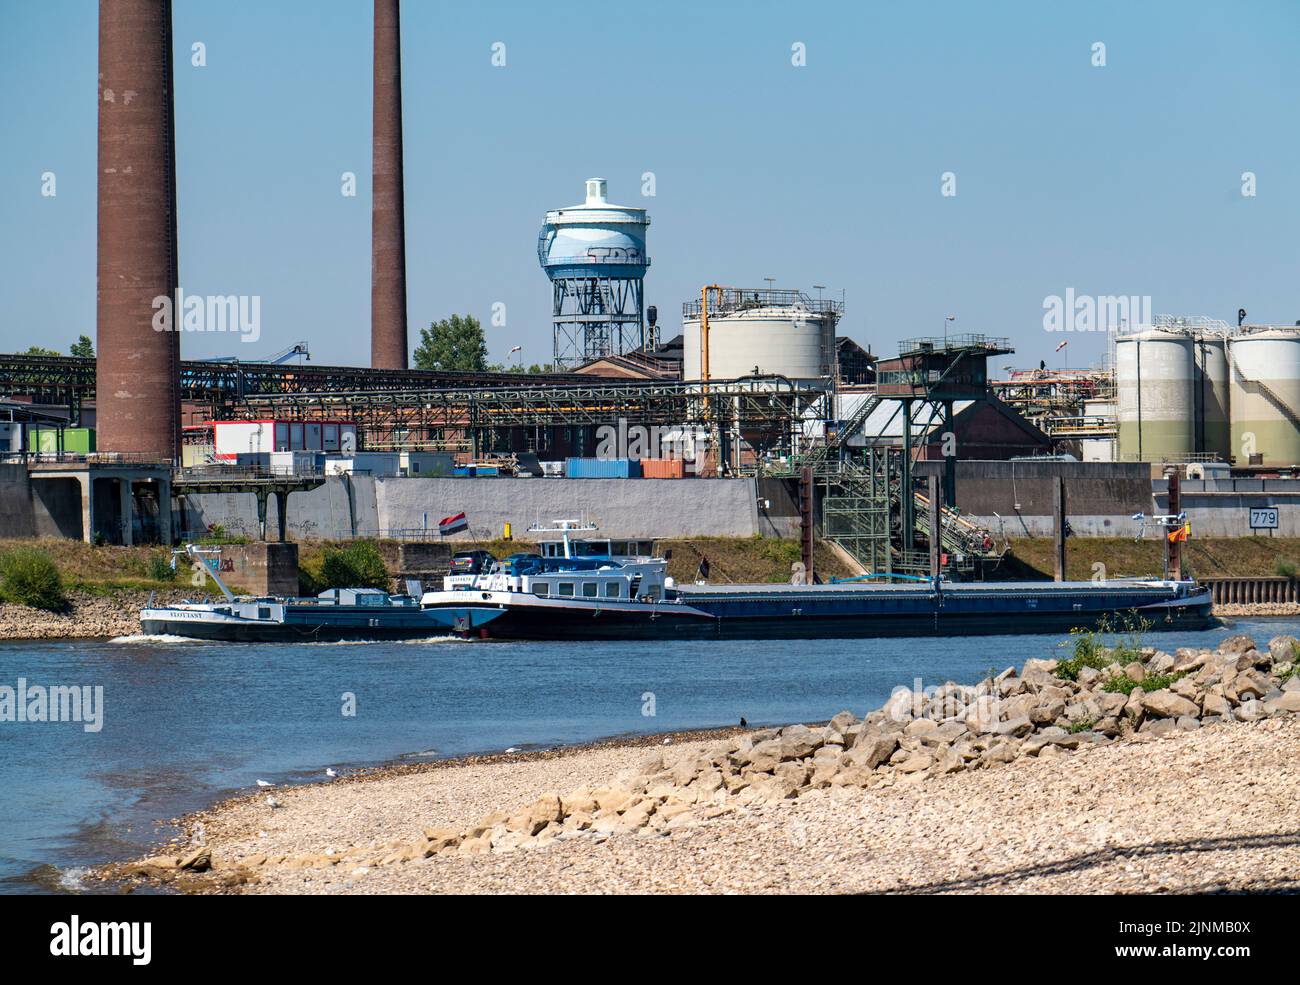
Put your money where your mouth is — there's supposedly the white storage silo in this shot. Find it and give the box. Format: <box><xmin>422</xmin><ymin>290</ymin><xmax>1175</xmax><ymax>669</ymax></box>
<box><xmin>683</xmin><ymin>289</ymin><xmax>839</xmax><ymax>382</ymax></box>
<box><xmin>1193</xmin><ymin>334</ymin><xmax>1231</xmax><ymax>462</ymax></box>
<box><xmin>1228</xmin><ymin>328</ymin><xmax>1300</xmax><ymax>467</ymax></box>
<box><xmin>1115</xmin><ymin>329</ymin><xmax>1196</xmax><ymax>461</ymax></box>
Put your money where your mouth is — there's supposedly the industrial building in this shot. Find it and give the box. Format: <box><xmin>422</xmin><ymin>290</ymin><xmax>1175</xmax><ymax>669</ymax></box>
<box><xmin>5</xmin><ymin>0</ymin><xmax>1300</xmax><ymax>584</ymax></box>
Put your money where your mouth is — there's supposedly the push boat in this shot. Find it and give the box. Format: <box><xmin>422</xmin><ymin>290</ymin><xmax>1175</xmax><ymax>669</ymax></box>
<box><xmin>417</xmin><ymin>521</ymin><xmax>1215</xmax><ymax>641</ymax></box>
<box><xmin>139</xmin><ymin>547</ymin><xmax>500</xmax><ymax>642</ymax></box>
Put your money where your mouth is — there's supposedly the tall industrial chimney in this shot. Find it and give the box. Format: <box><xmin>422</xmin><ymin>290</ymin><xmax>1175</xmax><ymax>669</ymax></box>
<box><xmin>96</xmin><ymin>0</ymin><xmax>181</xmax><ymax>460</ymax></box>
<box><xmin>371</xmin><ymin>0</ymin><xmax>409</xmax><ymax>369</ymax></box>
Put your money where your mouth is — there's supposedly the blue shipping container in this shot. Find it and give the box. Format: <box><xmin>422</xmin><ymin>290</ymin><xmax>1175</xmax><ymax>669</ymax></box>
<box><xmin>564</xmin><ymin>457</ymin><xmax>642</xmax><ymax>479</ymax></box>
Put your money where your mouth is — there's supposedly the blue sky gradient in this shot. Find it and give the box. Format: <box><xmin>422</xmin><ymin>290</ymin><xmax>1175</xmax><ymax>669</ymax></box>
<box><xmin>1</xmin><ymin>0</ymin><xmax>1297</xmax><ymax>369</ymax></box>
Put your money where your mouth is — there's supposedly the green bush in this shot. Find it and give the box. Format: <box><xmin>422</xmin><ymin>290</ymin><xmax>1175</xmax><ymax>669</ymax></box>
<box><xmin>303</xmin><ymin>541</ymin><xmax>391</xmax><ymax>595</ymax></box>
<box><xmin>1055</xmin><ymin>611</ymin><xmax>1152</xmax><ymax>681</ymax></box>
<box><xmin>1101</xmin><ymin>671</ymin><xmax>1184</xmax><ymax>696</ymax></box>
<box><xmin>0</xmin><ymin>548</ymin><xmax>67</xmax><ymax>612</ymax></box>
<box><xmin>146</xmin><ymin>553</ymin><xmax>177</xmax><ymax>582</ymax></box>
<box><xmin>1276</xmin><ymin>557</ymin><xmax>1298</xmax><ymax>579</ymax></box>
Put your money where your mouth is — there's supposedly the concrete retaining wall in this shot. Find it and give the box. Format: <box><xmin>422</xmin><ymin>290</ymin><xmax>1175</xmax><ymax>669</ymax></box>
<box><xmin>180</xmin><ymin>475</ymin><xmax>762</xmax><ymax>541</ymax></box>
<box><xmin>916</xmin><ymin>460</ymin><xmax>1155</xmax><ymax>538</ymax></box>
<box><xmin>374</xmin><ymin>476</ymin><xmax>761</xmax><ymax>541</ymax></box>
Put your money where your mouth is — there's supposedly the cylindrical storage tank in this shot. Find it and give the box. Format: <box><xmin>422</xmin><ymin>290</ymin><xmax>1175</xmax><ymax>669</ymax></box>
<box><xmin>1115</xmin><ymin>330</ymin><xmax>1195</xmax><ymax>461</ymax></box>
<box><xmin>1193</xmin><ymin>334</ymin><xmax>1230</xmax><ymax>461</ymax></box>
<box><xmin>683</xmin><ymin>308</ymin><xmax>835</xmax><ymax>381</ymax></box>
<box><xmin>1228</xmin><ymin>329</ymin><xmax>1300</xmax><ymax>467</ymax></box>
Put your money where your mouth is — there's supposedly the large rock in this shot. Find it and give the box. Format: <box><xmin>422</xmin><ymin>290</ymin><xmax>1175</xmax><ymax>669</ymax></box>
<box><xmin>964</xmin><ymin>695</ymin><xmax>1001</xmax><ymax>733</ymax></box>
<box><xmin>895</xmin><ymin>751</ymin><xmax>935</xmax><ymax>774</ymax></box>
<box><xmin>1202</xmin><ymin>687</ymin><xmax>1232</xmax><ymax>718</ymax></box>
<box><xmin>1141</xmin><ymin>689</ymin><xmax>1199</xmax><ymax>719</ymax></box>
<box><xmin>1147</xmin><ymin>651</ymin><xmax>1176</xmax><ymax>674</ymax></box>
<box><xmin>1268</xmin><ymin>635</ymin><xmax>1299</xmax><ymax>665</ymax></box>
<box><xmin>828</xmin><ymin>710</ymin><xmax>857</xmax><ymax>734</ymax></box>
<box><xmin>777</xmin><ymin>724</ymin><xmax>823</xmax><ymax>760</ymax></box>
<box><xmin>1263</xmin><ymin>691</ymin><xmax>1300</xmax><ymax>715</ymax></box>
<box><xmin>1031</xmin><ymin>697</ymin><xmax>1067</xmax><ymax>726</ymax></box>
<box><xmin>1219</xmin><ymin>635</ymin><xmax>1257</xmax><ymax>655</ymax></box>
<box><xmin>883</xmin><ymin>689</ymin><xmax>919</xmax><ymax>722</ymax></box>
<box><xmin>1170</xmin><ymin>676</ymin><xmax>1201</xmax><ymax>702</ymax></box>
<box><xmin>1122</xmin><ymin>687</ymin><xmax>1146</xmax><ymax>724</ymax></box>
<box><xmin>1226</xmin><ymin>669</ymin><xmax>1270</xmax><ymax>704</ymax></box>
<box><xmin>743</xmin><ymin>739</ymin><xmax>785</xmax><ymax>773</ymax></box>
<box><xmin>847</xmin><ymin>733</ymin><xmax>898</xmax><ymax>770</ymax></box>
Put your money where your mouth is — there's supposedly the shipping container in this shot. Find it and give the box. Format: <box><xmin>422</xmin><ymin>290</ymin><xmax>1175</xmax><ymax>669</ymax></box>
<box><xmin>27</xmin><ymin>427</ymin><xmax>96</xmax><ymax>454</ymax></box>
<box><xmin>406</xmin><ymin>451</ymin><xmax>455</xmax><ymax>477</ymax></box>
<box><xmin>639</xmin><ymin>458</ymin><xmax>687</xmax><ymax>479</ymax></box>
<box><xmin>565</xmin><ymin>457</ymin><xmax>642</xmax><ymax>479</ymax></box>
<box><xmin>269</xmin><ymin>451</ymin><xmax>324</xmax><ymax>476</ymax></box>
<box><xmin>325</xmin><ymin>452</ymin><xmax>400</xmax><ymax>476</ymax></box>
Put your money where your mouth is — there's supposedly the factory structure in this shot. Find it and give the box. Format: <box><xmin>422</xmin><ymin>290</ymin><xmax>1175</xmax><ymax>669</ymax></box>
<box><xmin>3</xmin><ymin>0</ymin><xmax>1300</xmax><ymax>573</ymax></box>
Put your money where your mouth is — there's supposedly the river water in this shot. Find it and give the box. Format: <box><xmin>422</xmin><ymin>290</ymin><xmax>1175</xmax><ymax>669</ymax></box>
<box><xmin>1</xmin><ymin>617</ymin><xmax>1295</xmax><ymax>893</ymax></box>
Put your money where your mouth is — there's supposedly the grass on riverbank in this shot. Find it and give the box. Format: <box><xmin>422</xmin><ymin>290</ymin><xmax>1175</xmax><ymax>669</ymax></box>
<box><xmin>0</xmin><ymin>539</ymin><xmax>183</xmax><ymax>593</ymax></box>
<box><xmin>1000</xmin><ymin>536</ymin><xmax>1300</xmax><ymax>582</ymax></box>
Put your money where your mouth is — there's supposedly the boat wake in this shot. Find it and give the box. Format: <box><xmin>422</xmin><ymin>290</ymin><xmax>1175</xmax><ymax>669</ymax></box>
<box><xmin>110</xmin><ymin>633</ymin><xmax>206</xmax><ymax>645</ymax></box>
<box><xmin>303</xmin><ymin>635</ymin><xmax>467</xmax><ymax>646</ymax></box>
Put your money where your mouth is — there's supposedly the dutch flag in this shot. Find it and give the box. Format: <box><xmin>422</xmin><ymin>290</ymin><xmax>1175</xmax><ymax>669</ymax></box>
<box><xmin>438</xmin><ymin>511</ymin><xmax>468</xmax><ymax>536</ymax></box>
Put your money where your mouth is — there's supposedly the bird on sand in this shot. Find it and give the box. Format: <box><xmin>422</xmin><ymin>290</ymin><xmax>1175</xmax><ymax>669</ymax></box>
<box><xmin>740</xmin><ymin>717</ymin><xmax>748</xmax><ymax>728</ymax></box>
<box><xmin>265</xmin><ymin>795</ymin><xmax>282</xmax><ymax>809</ymax></box>
<box><xmin>325</xmin><ymin>768</ymin><xmax>338</xmax><ymax>778</ymax></box>
<box><xmin>256</xmin><ymin>779</ymin><xmax>273</xmax><ymax>788</ymax></box>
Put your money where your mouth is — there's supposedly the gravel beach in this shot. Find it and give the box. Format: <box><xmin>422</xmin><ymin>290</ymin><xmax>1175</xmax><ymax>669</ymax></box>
<box><xmin>116</xmin><ymin>710</ymin><xmax>1300</xmax><ymax>895</ymax></box>
<box><xmin>92</xmin><ymin>630</ymin><xmax>1300</xmax><ymax>895</ymax></box>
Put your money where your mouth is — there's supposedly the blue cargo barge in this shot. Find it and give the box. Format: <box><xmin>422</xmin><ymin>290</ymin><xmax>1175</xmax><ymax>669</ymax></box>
<box><xmin>418</xmin><ymin>522</ymin><xmax>1214</xmax><ymax>641</ymax></box>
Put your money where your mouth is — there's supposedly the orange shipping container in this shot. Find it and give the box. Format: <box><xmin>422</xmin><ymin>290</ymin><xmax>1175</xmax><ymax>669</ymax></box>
<box><xmin>640</xmin><ymin>458</ymin><xmax>686</xmax><ymax>479</ymax></box>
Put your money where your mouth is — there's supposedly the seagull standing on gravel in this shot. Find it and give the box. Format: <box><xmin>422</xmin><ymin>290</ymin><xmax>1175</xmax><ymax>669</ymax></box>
<box><xmin>265</xmin><ymin>794</ymin><xmax>282</xmax><ymax>809</ymax></box>
<box><xmin>256</xmin><ymin>779</ymin><xmax>274</xmax><ymax>788</ymax></box>
<box><xmin>505</xmin><ymin>747</ymin><xmax>519</xmax><ymax>754</ymax></box>
<box><xmin>325</xmin><ymin>768</ymin><xmax>338</xmax><ymax>778</ymax></box>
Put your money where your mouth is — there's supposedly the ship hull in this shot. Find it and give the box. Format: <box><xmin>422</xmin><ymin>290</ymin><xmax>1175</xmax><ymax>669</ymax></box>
<box><xmin>139</xmin><ymin>605</ymin><xmax>502</xmax><ymax>643</ymax></box>
<box><xmin>419</xmin><ymin>582</ymin><xmax>1215</xmax><ymax>642</ymax></box>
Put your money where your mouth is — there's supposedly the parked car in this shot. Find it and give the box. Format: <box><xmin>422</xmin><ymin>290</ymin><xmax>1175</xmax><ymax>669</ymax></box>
<box><xmin>449</xmin><ymin>550</ymin><xmax>496</xmax><ymax>575</ymax></box>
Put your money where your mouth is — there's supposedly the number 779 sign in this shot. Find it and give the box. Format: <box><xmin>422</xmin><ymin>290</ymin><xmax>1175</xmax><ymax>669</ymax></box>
<box><xmin>1249</xmin><ymin>508</ymin><xmax>1279</xmax><ymax>530</ymax></box>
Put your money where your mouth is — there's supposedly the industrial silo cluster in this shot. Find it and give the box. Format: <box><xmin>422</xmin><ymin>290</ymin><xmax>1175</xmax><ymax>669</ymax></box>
<box><xmin>1115</xmin><ymin>317</ymin><xmax>1300</xmax><ymax>467</ymax></box>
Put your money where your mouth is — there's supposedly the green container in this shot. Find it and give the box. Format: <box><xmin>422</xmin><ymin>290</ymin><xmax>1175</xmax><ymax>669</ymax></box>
<box><xmin>28</xmin><ymin>427</ymin><xmax>96</xmax><ymax>454</ymax></box>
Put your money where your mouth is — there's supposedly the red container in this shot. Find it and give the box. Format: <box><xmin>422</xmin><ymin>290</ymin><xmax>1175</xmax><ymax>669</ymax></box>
<box><xmin>640</xmin><ymin>458</ymin><xmax>686</xmax><ymax>479</ymax></box>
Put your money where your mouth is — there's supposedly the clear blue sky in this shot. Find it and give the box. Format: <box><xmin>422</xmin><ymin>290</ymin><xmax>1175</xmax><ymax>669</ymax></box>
<box><xmin>1</xmin><ymin>0</ymin><xmax>1297</xmax><ymax>370</ymax></box>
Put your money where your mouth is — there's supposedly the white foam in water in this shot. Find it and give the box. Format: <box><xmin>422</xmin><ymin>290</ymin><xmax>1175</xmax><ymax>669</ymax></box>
<box><xmin>110</xmin><ymin>633</ymin><xmax>205</xmax><ymax>644</ymax></box>
<box><xmin>58</xmin><ymin>866</ymin><xmax>89</xmax><ymax>891</ymax></box>
<box><xmin>304</xmin><ymin>636</ymin><xmax>466</xmax><ymax>646</ymax></box>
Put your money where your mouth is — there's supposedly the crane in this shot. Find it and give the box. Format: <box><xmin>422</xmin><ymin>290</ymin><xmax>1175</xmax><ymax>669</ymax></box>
<box><xmin>195</xmin><ymin>342</ymin><xmax>310</xmax><ymax>365</ymax></box>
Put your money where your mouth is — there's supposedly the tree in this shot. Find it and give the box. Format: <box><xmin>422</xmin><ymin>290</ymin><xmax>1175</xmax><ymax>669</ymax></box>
<box><xmin>413</xmin><ymin>314</ymin><xmax>487</xmax><ymax>372</ymax></box>
<box><xmin>70</xmin><ymin>335</ymin><xmax>95</xmax><ymax>358</ymax></box>
<box><xmin>24</xmin><ymin>346</ymin><xmax>60</xmax><ymax>357</ymax></box>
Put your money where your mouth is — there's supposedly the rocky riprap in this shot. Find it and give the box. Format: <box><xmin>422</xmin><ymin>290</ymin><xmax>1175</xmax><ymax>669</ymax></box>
<box><xmin>0</xmin><ymin>590</ymin><xmax>191</xmax><ymax>640</ymax></box>
<box><xmin>106</xmin><ymin>631</ymin><xmax>1300</xmax><ymax>891</ymax></box>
